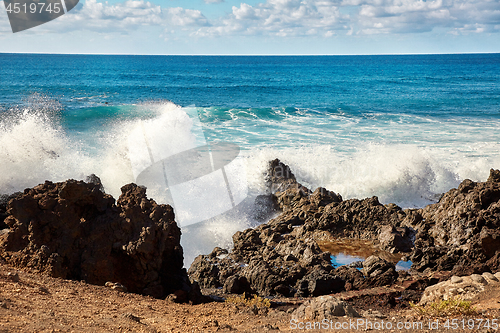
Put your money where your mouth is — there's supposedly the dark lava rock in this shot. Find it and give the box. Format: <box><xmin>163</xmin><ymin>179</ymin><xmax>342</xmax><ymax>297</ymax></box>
<box><xmin>480</xmin><ymin>228</ymin><xmax>500</xmax><ymax>258</ymax></box>
<box><xmin>190</xmin><ymin>162</ymin><xmax>500</xmax><ymax>298</ymax></box>
<box><xmin>0</xmin><ymin>179</ymin><xmax>202</xmax><ymax>303</ymax></box>
<box><xmin>0</xmin><ymin>192</ymin><xmax>22</xmax><ymax>230</ymax></box>
<box><xmin>410</xmin><ymin>169</ymin><xmax>500</xmax><ymax>274</ymax></box>
<box><xmin>378</xmin><ymin>225</ymin><xmax>414</xmax><ymax>253</ymax></box>
<box><xmin>253</xmin><ymin>195</ymin><xmax>279</xmax><ymax>221</ymax></box>
<box><xmin>85</xmin><ymin>173</ymin><xmax>105</xmax><ymax>192</ymax></box>
<box><xmin>296</xmin><ymin>267</ymin><xmax>345</xmax><ymax>297</ymax></box>
<box><xmin>362</xmin><ymin>255</ymin><xmax>395</xmax><ymax>277</ymax></box>
<box><xmin>265</xmin><ymin>158</ymin><xmax>300</xmax><ymax>194</ymax></box>
<box><xmin>189</xmin><ymin>160</ymin><xmax>403</xmax><ymax>297</ymax></box>
<box><xmin>223</xmin><ymin>275</ymin><xmax>253</xmax><ymax>294</ymax></box>
<box><xmin>301</xmin><ymin>196</ymin><xmax>405</xmax><ymax>239</ymax></box>
<box><xmin>188</xmin><ymin>231</ymin><xmax>339</xmax><ymax>297</ymax></box>
<box><xmin>334</xmin><ymin>266</ymin><xmax>365</xmax><ymax>291</ymax></box>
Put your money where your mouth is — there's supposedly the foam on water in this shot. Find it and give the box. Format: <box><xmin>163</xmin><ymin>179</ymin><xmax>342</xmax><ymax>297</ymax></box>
<box><xmin>0</xmin><ymin>96</ymin><xmax>90</xmax><ymax>193</ymax></box>
<box><xmin>2</xmin><ymin>96</ymin><xmax>500</xmax><ymax>266</ymax></box>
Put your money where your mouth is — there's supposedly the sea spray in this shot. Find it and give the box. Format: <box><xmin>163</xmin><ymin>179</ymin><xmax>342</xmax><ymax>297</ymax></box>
<box><xmin>245</xmin><ymin>144</ymin><xmax>462</xmax><ymax>208</ymax></box>
<box><xmin>2</xmin><ymin>98</ymin><xmax>500</xmax><ymax>266</ymax></box>
<box><xmin>0</xmin><ymin>95</ymin><xmax>90</xmax><ymax>193</ymax></box>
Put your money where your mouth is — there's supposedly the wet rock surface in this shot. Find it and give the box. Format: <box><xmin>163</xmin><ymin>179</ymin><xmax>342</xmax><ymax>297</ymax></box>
<box><xmin>4</xmin><ymin>160</ymin><xmax>500</xmax><ymax>308</ymax></box>
<box><xmin>0</xmin><ymin>192</ymin><xmax>22</xmax><ymax>230</ymax></box>
<box><xmin>189</xmin><ymin>161</ymin><xmax>500</xmax><ymax>301</ymax></box>
<box><xmin>0</xmin><ymin>179</ymin><xmax>202</xmax><ymax>302</ymax></box>
<box><xmin>189</xmin><ymin>160</ymin><xmax>412</xmax><ymax>297</ymax></box>
<box><xmin>188</xmin><ymin>160</ymin><xmax>345</xmax><ymax>297</ymax></box>
<box><xmin>188</xmin><ymin>236</ymin><xmax>341</xmax><ymax>297</ymax></box>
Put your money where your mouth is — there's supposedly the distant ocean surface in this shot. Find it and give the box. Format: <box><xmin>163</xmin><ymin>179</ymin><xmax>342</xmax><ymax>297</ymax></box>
<box><xmin>2</xmin><ymin>53</ymin><xmax>499</xmax><ymax>264</ymax></box>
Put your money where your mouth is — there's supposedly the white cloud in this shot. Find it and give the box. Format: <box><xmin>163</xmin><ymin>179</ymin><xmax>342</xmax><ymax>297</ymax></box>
<box><xmin>165</xmin><ymin>7</ymin><xmax>210</xmax><ymax>27</ymax></box>
<box><xmin>191</xmin><ymin>0</ymin><xmax>500</xmax><ymax>37</ymax></box>
<box><xmin>7</xmin><ymin>0</ymin><xmax>210</xmax><ymax>33</ymax></box>
<box><xmin>194</xmin><ymin>0</ymin><xmax>350</xmax><ymax>37</ymax></box>
<box><xmin>353</xmin><ymin>0</ymin><xmax>500</xmax><ymax>34</ymax></box>
<box><xmin>0</xmin><ymin>0</ymin><xmax>499</xmax><ymax>37</ymax></box>
<box><xmin>66</xmin><ymin>0</ymin><xmax>163</xmax><ymax>31</ymax></box>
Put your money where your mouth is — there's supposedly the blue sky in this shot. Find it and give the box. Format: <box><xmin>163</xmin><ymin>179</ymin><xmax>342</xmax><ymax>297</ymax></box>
<box><xmin>0</xmin><ymin>0</ymin><xmax>499</xmax><ymax>54</ymax></box>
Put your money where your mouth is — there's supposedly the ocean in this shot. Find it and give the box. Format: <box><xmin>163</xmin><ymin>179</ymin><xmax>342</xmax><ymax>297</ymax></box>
<box><xmin>1</xmin><ymin>53</ymin><xmax>499</xmax><ymax>265</ymax></box>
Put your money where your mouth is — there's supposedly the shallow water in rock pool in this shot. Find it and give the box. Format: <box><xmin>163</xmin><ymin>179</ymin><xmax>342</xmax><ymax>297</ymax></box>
<box><xmin>317</xmin><ymin>238</ymin><xmax>413</xmax><ymax>271</ymax></box>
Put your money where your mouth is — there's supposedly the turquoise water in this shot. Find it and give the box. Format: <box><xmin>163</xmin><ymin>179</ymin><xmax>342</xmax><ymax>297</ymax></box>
<box><xmin>330</xmin><ymin>254</ymin><xmax>412</xmax><ymax>271</ymax></box>
<box><xmin>1</xmin><ymin>54</ymin><xmax>499</xmax><ymax>264</ymax></box>
<box><xmin>2</xmin><ymin>54</ymin><xmax>499</xmax><ymax>204</ymax></box>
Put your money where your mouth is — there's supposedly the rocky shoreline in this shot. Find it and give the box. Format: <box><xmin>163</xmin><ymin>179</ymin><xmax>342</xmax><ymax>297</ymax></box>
<box><xmin>189</xmin><ymin>160</ymin><xmax>500</xmax><ymax>302</ymax></box>
<box><xmin>1</xmin><ymin>160</ymin><xmax>500</xmax><ymax>331</ymax></box>
<box><xmin>0</xmin><ymin>178</ymin><xmax>202</xmax><ymax>303</ymax></box>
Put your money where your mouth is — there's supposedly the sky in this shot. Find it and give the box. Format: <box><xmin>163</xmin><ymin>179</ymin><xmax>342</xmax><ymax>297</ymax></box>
<box><xmin>0</xmin><ymin>0</ymin><xmax>499</xmax><ymax>54</ymax></box>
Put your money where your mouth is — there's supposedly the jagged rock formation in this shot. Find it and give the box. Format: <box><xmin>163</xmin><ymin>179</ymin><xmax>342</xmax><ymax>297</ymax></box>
<box><xmin>0</xmin><ymin>179</ymin><xmax>202</xmax><ymax>303</ymax></box>
<box><xmin>0</xmin><ymin>192</ymin><xmax>21</xmax><ymax>230</ymax></box>
<box><xmin>409</xmin><ymin>169</ymin><xmax>500</xmax><ymax>275</ymax></box>
<box><xmin>188</xmin><ymin>161</ymin><xmax>345</xmax><ymax>297</ymax></box>
<box><xmin>188</xmin><ymin>237</ymin><xmax>343</xmax><ymax>297</ymax></box>
<box><xmin>188</xmin><ymin>160</ymin><xmax>407</xmax><ymax>297</ymax></box>
<box><xmin>189</xmin><ymin>160</ymin><xmax>500</xmax><ymax>300</ymax></box>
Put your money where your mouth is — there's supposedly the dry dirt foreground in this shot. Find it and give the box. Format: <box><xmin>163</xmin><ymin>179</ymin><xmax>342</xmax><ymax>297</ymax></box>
<box><xmin>2</xmin><ymin>264</ymin><xmax>500</xmax><ymax>333</ymax></box>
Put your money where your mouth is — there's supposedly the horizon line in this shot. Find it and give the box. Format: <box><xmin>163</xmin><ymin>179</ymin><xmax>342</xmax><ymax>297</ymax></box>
<box><xmin>1</xmin><ymin>51</ymin><xmax>499</xmax><ymax>56</ymax></box>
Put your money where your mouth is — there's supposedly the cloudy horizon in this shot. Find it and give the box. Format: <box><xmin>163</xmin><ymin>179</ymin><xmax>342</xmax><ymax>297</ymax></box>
<box><xmin>1</xmin><ymin>0</ymin><xmax>499</xmax><ymax>54</ymax></box>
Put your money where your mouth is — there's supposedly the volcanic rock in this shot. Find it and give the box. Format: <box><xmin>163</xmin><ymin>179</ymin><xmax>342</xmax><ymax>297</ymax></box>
<box><xmin>333</xmin><ymin>266</ymin><xmax>365</xmax><ymax>291</ymax></box>
<box><xmin>265</xmin><ymin>158</ymin><xmax>300</xmax><ymax>194</ymax></box>
<box><xmin>189</xmin><ymin>160</ymin><xmax>410</xmax><ymax>297</ymax></box>
<box><xmin>410</xmin><ymin>169</ymin><xmax>500</xmax><ymax>274</ymax></box>
<box><xmin>362</xmin><ymin>255</ymin><xmax>395</xmax><ymax>277</ymax></box>
<box><xmin>189</xmin><ymin>234</ymin><xmax>337</xmax><ymax>297</ymax></box>
<box><xmin>378</xmin><ymin>225</ymin><xmax>414</xmax><ymax>253</ymax></box>
<box><xmin>190</xmin><ymin>162</ymin><xmax>500</xmax><ymax>299</ymax></box>
<box><xmin>0</xmin><ymin>192</ymin><xmax>22</xmax><ymax>230</ymax></box>
<box><xmin>0</xmin><ymin>179</ymin><xmax>202</xmax><ymax>303</ymax></box>
<box><xmin>296</xmin><ymin>267</ymin><xmax>344</xmax><ymax>297</ymax></box>
<box><xmin>291</xmin><ymin>296</ymin><xmax>360</xmax><ymax>321</ymax></box>
<box><xmin>223</xmin><ymin>275</ymin><xmax>253</xmax><ymax>294</ymax></box>
<box><xmin>419</xmin><ymin>272</ymin><xmax>500</xmax><ymax>304</ymax></box>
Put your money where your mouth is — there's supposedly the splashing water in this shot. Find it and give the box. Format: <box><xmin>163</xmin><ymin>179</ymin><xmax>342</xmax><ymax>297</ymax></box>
<box><xmin>2</xmin><ymin>95</ymin><xmax>500</xmax><ymax>266</ymax></box>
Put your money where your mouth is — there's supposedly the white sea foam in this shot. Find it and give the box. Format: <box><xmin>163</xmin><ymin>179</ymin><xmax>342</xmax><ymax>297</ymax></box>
<box><xmin>2</xmin><ymin>97</ymin><xmax>500</xmax><ymax>266</ymax></box>
<box><xmin>0</xmin><ymin>98</ymin><xmax>91</xmax><ymax>193</ymax></box>
<box><xmin>244</xmin><ymin>143</ymin><xmax>500</xmax><ymax>208</ymax></box>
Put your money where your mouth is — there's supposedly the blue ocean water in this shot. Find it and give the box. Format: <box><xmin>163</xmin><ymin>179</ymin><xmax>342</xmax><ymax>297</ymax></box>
<box><xmin>1</xmin><ymin>53</ymin><xmax>499</xmax><ymax>264</ymax></box>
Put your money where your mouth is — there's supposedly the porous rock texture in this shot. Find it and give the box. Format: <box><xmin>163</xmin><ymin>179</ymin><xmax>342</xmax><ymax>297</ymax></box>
<box><xmin>188</xmin><ymin>160</ymin><xmax>345</xmax><ymax>297</ymax></box>
<box><xmin>291</xmin><ymin>295</ymin><xmax>360</xmax><ymax>321</ymax></box>
<box><xmin>419</xmin><ymin>272</ymin><xmax>500</xmax><ymax>304</ymax></box>
<box><xmin>189</xmin><ymin>161</ymin><xmax>500</xmax><ymax>300</ymax></box>
<box><xmin>409</xmin><ymin>169</ymin><xmax>500</xmax><ymax>275</ymax></box>
<box><xmin>0</xmin><ymin>179</ymin><xmax>202</xmax><ymax>302</ymax></box>
<box><xmin>188</xmin><ymin>159</ymin><xmax>405</xmax><ymax>297</ymax></box>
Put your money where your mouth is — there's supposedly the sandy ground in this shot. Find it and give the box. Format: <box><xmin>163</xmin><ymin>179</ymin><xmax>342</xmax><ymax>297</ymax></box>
<box><xmin>1</xmin><ymin>263</ymin><xmax>499</xmax><ymax>333</ymax></box>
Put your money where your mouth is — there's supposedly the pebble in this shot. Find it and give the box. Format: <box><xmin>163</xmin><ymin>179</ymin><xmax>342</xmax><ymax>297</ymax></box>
<box><xmin>105</xmin><ymin>282</ymin><xmax>127</xmax><ymax>292</ymax></box>
<box><xmin>122</xmin><ymin>313</ymin><xmax>141</xmax><ymax>322</ymax></box>
<box><xmin>482</xmin><ymin>272</ymin><xmax>498</xmax><ymax>282</ymax></box>
<box><xmin>7</xmin><ymin>272</ymin><xmax>19</xmax><ymax>282</ymax></box>
<box><xmin>470</xmin><ymin>274</ymin><xmax>487</xmax><ymax>285</ymax></box>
